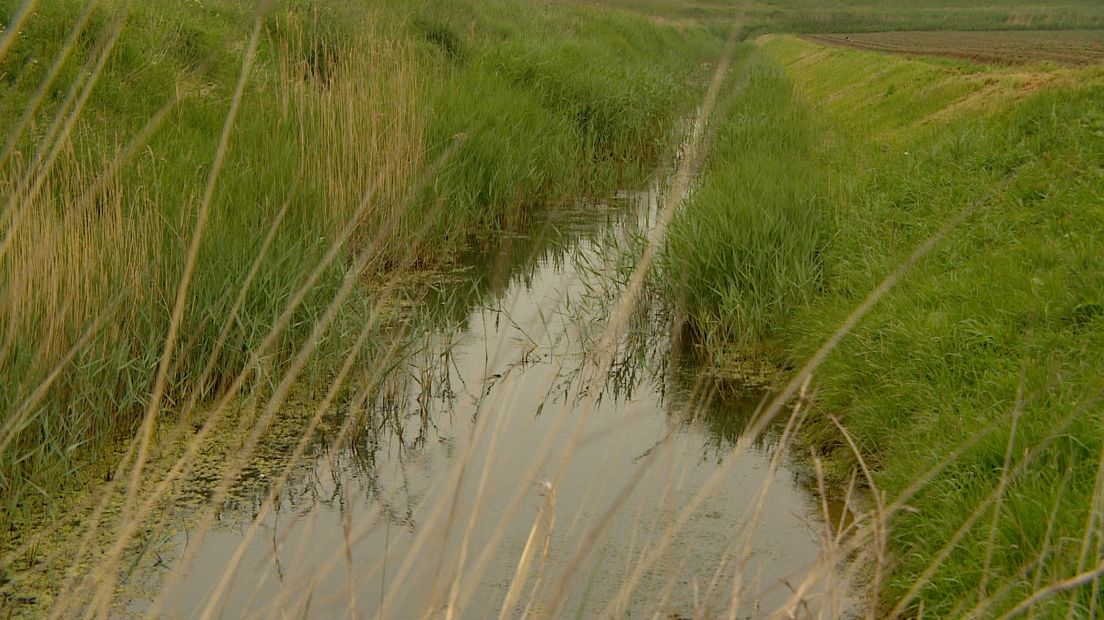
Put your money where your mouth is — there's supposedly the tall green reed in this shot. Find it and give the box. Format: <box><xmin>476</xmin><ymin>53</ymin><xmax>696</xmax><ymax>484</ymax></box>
<box><xmin>662</xmin><ymin>48</ymin><xmax>826</xmax><ymax>356</ymax></box>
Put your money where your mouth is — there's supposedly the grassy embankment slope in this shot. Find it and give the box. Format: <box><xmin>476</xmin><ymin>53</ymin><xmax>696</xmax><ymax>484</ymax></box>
<box><xmin>0</xmin><ymin>0</ymin><xmax>720</xmax><ymax>536</ymax></box>
<box><xmin>663</xmin><ymin>25</ymin><xmax>1104</xmax><ymax>616</ymax></box>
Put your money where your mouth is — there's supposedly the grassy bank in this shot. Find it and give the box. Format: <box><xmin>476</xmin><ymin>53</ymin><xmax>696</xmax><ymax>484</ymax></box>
<box><xmin>661</xmin><ymin>45</ymin><xmax>827</xmax><ymax>358</ymax></box>
<box><xmin>779</xmin><ymin>39</ymin><xmax>1104</xmax><ymax>616</ymax></box>
<box><xmin>662</xmin><ymin>32</ymin><xmax>1104</xmax><ymax>616</ymax></box>
<box><xmin>0</xmin><ymin>0</ymin><xmax>720</xmax><ymax>534</ymax></box>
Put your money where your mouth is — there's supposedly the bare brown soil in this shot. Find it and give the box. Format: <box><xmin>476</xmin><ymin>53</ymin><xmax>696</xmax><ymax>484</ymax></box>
<box><xmin>804</xmin><ymin>30</ymin><xmax>1104</xmax><ymax>66</ymax></box>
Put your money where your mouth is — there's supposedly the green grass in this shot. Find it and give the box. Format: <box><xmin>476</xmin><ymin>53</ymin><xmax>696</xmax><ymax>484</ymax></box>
<box><xmin>760</xmin><ymin>34</ymin><xmax>989</xmax><ymax>143</ymax></box>
<box><xmin>661</xmin><ymin>30</ymin><xmax>1104</xmax><ymax>615</ymax></box>
<box><xmin>8</xmin><ymin>0</ymin><xmax>1104</xmax><ymax>614</ymax></box>
<box><xmin>406</xmin><ymin>1</ymin><xmax>719</xmax><ymax>249</ymax></box>
<box><xmin>0</xmin><ymin>0</ymin><xmax>722</xmax><ymax>532</ymax></box>
<box><xmin>789</xmin><ymin>74</ymin><xmax>1104</xmax><ymax>618</ymax></box>
<box><xmin>661</xmin><ymin>46</ymin><xmax>827</xmax><ymax>356</ymax></box>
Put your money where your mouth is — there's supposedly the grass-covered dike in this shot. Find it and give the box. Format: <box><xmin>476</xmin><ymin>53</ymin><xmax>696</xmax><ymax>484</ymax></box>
<box><xmin>660</xmin><ymin>24</ymin><xmax>1104</xmax><ymax>617</ymax></box>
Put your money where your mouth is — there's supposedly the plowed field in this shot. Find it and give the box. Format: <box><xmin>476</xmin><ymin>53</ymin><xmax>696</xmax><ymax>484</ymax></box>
<box><xmin>804</xmin><ymin>30</ymin><xmax>1104</xmax><ymax>65</ymax></box>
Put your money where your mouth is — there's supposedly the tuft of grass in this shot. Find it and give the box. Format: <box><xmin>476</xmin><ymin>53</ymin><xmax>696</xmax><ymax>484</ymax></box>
<box><xmin>661</xmin><ymin>46</ymin><xmax>827</xmax><ymax>356</ymax></box>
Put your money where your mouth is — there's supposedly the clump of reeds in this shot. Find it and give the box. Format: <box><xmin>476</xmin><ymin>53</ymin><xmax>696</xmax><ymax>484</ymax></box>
<box><xmin>662</xmin><ymin>48</ymin><xmax>826</xmax><ymax>355</ymax></box>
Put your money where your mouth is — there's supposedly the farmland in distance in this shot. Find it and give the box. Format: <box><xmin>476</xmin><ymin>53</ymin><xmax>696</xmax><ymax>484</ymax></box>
<box><xmin>805</xmin><ymin>29</ymin><xmax>1104</xmax><ymax>65</ymax></box>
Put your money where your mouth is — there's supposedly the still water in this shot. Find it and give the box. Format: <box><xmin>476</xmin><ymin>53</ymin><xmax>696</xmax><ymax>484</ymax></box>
<box><xmin>139</xmin><ymin>183</ymin><xmax>834</xmax><ymax>618</ymax></box>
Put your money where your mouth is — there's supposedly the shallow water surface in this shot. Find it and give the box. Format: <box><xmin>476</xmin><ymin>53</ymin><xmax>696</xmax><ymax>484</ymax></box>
<box><xmin>143</xmin><ymin>185</ymin><xmax>831</xmax><ymax>618</ymax></box>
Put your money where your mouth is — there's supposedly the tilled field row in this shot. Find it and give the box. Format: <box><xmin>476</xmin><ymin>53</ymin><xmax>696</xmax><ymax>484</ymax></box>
<box><xmin>804</xmin><ymin>30</ymin><xmax>1104</xmax><ymax>65</ymax></box>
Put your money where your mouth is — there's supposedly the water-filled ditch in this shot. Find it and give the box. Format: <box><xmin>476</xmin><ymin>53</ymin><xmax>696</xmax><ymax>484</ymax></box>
<box><xmin>138</xmin><ymin>180</ymin><xmax>836</xmax><ymax>618</ymax></box>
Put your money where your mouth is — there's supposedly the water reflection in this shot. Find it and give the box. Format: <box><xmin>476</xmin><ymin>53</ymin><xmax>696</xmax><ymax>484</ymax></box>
<box><xmin>138</xmin><ymin>181</ymin><xmax>828</xmax><ymax>618</ymax></box>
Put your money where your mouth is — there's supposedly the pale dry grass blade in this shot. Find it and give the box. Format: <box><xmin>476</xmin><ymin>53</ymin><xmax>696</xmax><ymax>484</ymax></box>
<box><xmin>0</xmin><ymin>0</ymin><xmax>41</xmax><ymax>64</ymax></box>
<box><xmin>827</xmin><ymin>415</ymin><xmax>887</xmax><ymax>620</ymax></box>
<box><xmin>441</xmin><ymin>354</ymin><xmax>535</xmax><ymax>620</ymax></box>
<box><xmin>78</xmin><ymin>10</ymin><xmax>269</xmax><ymax>617</ymax></box>
<box><xmin>728</xmin><ymin>379</ymin><xmax>811</xmax><ymax>619</ymax></box>
<box><xmin>357</xmin><ymin>228</ymin><xmax>609</xmax><ymax>616</ymax></box>
<box><xmin>453</xmin><ymin>353</ymin><xmax>630</xmax><ymax>615</ymax></box>
<box><xmin>1000</xmin><ymin>558</ymin><xmax>1104</xmax><ymax>619</ymax></box>
<box><xmin>0</xmin><ymin>0</ymin><xmax>97</xmax><ymax>168</ymax></box>
<box><xmin>545</xmin><ymin>424</ymin><xmax>677</xmax><ymax>609</ymax></box>
<box><xmin>0</xmin><ymin>2</ymin><xmax>130</xmax><ymax>262</ymax></box>
<box><xmin>885</xmin><ymin>382</ymin><xmax>1104</xmax><ymax>618</ymax></box>
<box><xmin>498</xmin><ymin>481</ymin><xmax>555</xmax><ymax>620</ymax></box>
<box><xmin>0</xmin><ymin>96</ymin><xmax>177</xmax><ymax>457</ymax></box>
<box><xmin>137</xmin><ymin>137</ymin><xmax>466</xmax><ymax>618</ymax></box>
<box><xmin>1068</xmin><ymin>427</ymin><xmax>1104</xmax><ymax>620</ymax></box>
<box><xmin>811</xmin><ymin>455</ymin><xmax>854</xmax><ymax>618</ymax></box>
<box><xmin>1023</xmin><ymin>467</ymin><xmax>1076</xmax><ymax>620</ymax></box>
<box><xmin>980</xmin><ymin>357</ymin><xmax>1029</xmax><ymax>600</ymax></box>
